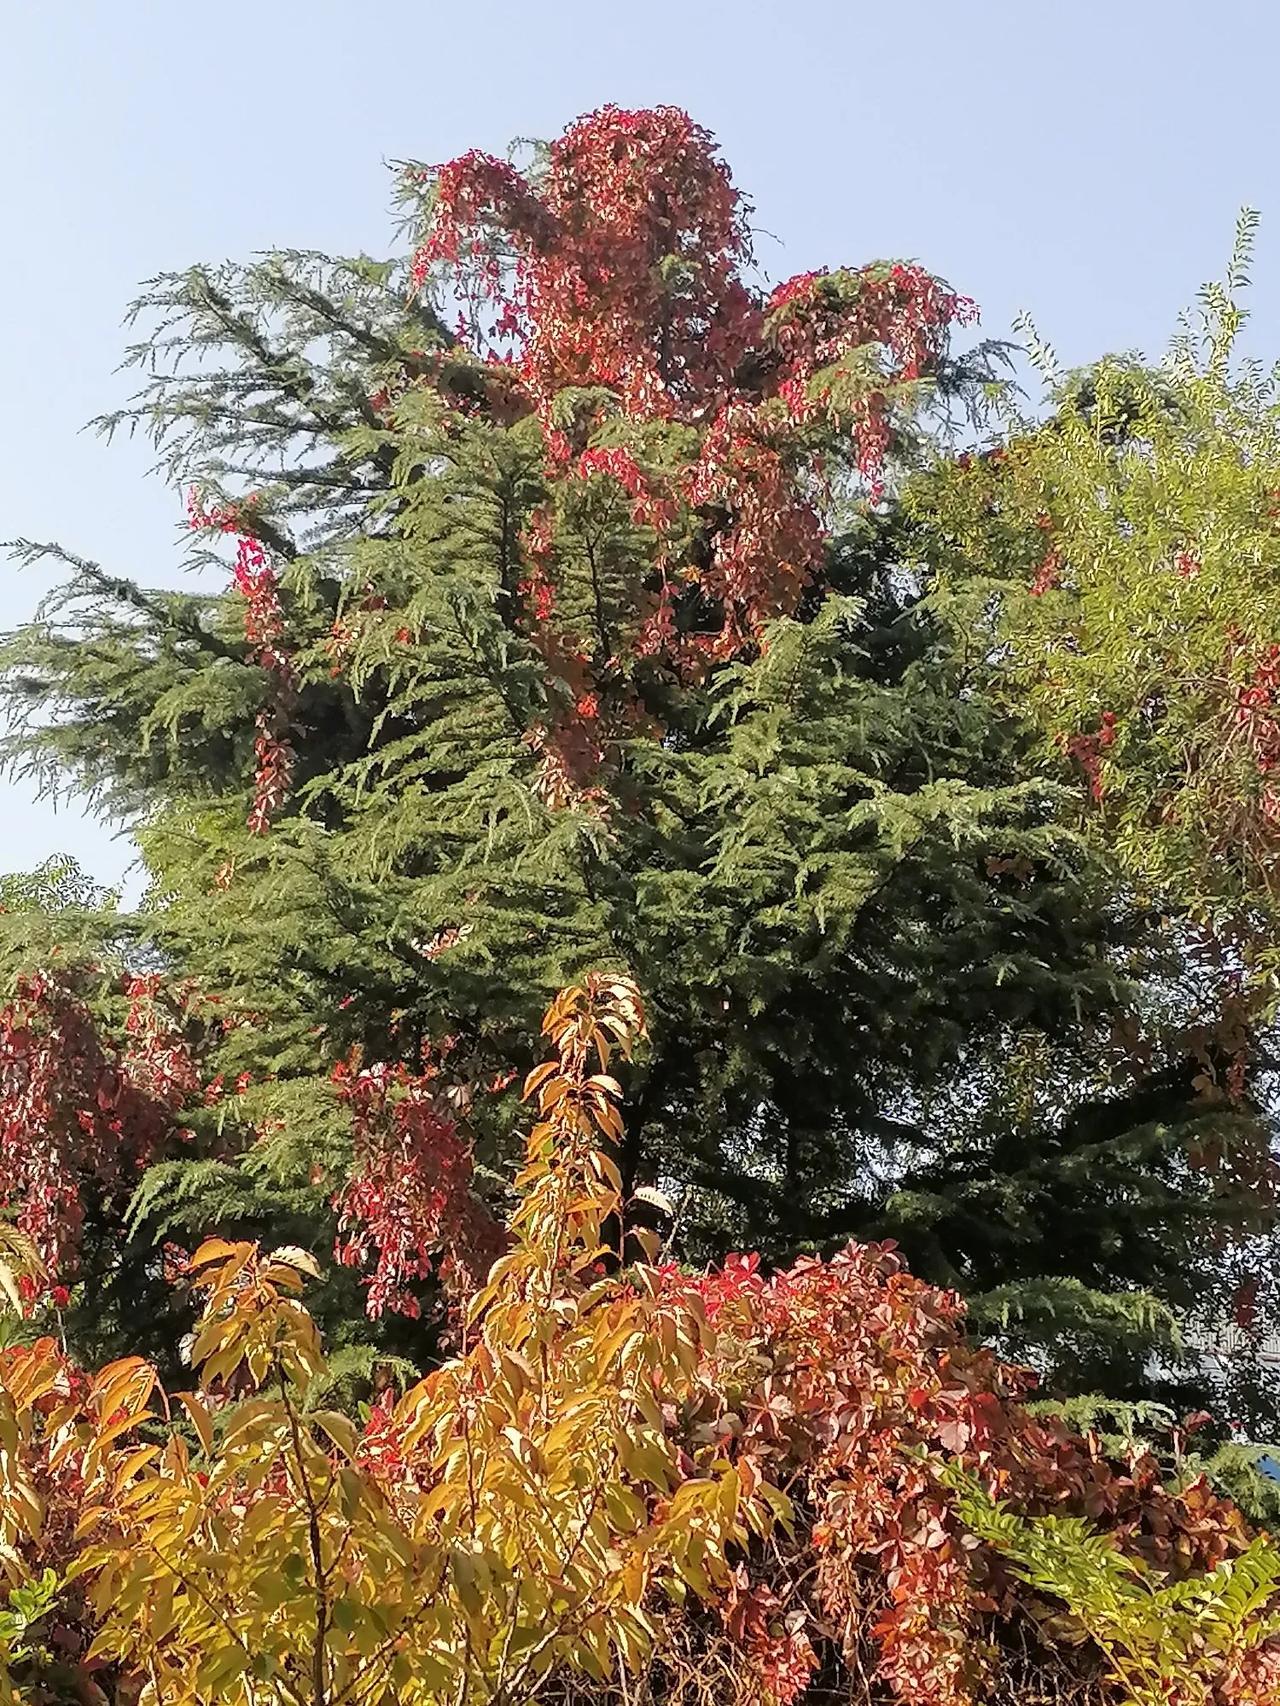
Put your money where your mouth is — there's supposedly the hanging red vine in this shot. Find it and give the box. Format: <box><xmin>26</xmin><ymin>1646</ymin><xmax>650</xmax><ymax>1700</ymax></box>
<box><xmin>186</xmin><ymin>491</ymin><xmax>298</xmax><ymax>834</ymax></box>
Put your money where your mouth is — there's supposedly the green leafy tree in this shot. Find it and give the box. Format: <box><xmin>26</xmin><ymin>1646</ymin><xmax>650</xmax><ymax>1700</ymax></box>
<box><xmin>913</xmin><ymin>209</ymin><xmax>1280</xmax><ymax>952</ymax></box>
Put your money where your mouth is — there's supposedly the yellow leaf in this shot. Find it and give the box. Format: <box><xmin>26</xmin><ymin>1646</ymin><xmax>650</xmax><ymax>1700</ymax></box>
<box><xmin>270</xmin><ymin>1244</ymin><xmax>321</xmax><ymax>1278</ymax></box>
<box><xmin>189</xmin><ymin>1237</ymin><xmax>248</xmax><ymax>1275</ymax></box>
<box><xmin>312</xmin><ymin>1410</ymin><xmax>360</xmax><ymax>1459</ymax></box>
<box><xmin>450</xmin><ymin>1549</ymin><xmax>487</xmax><ymax>1619</ymax></box>
<box><xmin>90</xmin><ymin>1357</ymin><xmax>157</xmax><ymax>1425</ymax></box>
<box><xmin>175</xmin><ymin>1391</ymin><xmax>215</xmax><ymax>1455</ymax></box>
<box><xmin>522</xmin><ymin>1060</ymin><xmax>559</xmax><ymax>1099</ymax></box>
<box><xmin>112</xmin><ymin>1444</ymin><xmax>162</xmax><ymax>1491</ymax></box>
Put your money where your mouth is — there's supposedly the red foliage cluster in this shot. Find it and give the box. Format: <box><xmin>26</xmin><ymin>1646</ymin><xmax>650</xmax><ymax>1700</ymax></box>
<box><xmin>400</xmin><ymin>106</ymin><xmax>977</xmax><ymax>803</ymax></box>
<box><xmin>1223</xmin><ymin>1645</ymin><xmax>1280</xmax><ymax>1706</ymax></box>
<box><xmin>672</xmin><ymin>402</ymin><xmax>826</xmax><ymax>660</ymax></box>
<box><xmin>0</xmin><ymin>971</ymin><xmax>197</xmax><ymax>1286</ymax></box>
<box><xmin>121</xmin><ymin>973</ymin><xmax>203</xmax><ymax>1111</ymax></box>
<box><xmin>1230</xmin><ymin>637</ymin><xmax>1280</xmax><ymax>826</ymax></box>
<box><xmin>723</xmin><ymin>1566</ymin><xmax>818</xmax><ymax>1705</ymax></box>
<box><xmin>1028</xmin><ymin>551</ymin><xmax>1062</xmax><ymax>595</ymax></box>
<box><xmin>577</xmin><ymin>445</ymin><xmax>649</xmax><ymax>501</ymax></box>
<box><xmin>1055</xmin><ymin>711</ymin><xmax>1117</xmax><ymax>803</ymax></box>
<box><xmin>768</xmin><ymin>265</ymin><xmax>972</xmax><ymax>393</ymax></box>
<box><xmin>766</xmin><ymin>264</ymin><xmax>976</xmax><ymax>486</ymax></box>
<box><xmin>1026</xmin><ymin>510</ymin><xmax>1063</xmax><ymax>595</ymax></box>
<box><xmin>186</xmin><ymin>492</ymin><xmax>298</xmax><ymax>834</ymax></box>
<box><xmin>646</xmin><ymin>1242</ymin><xmax>1262</xmax><ymax>1706</ymax></box>
<box><xmin>414</xmin><ymin>106</ymin><xmax>758</xmax><ymax>417</ymax></box>
<box><xmin>331</xmin><ymin>1053</ymin><xmax>504</xmax><ymax>1318</ymax></box>
<box><xmin>524</xmin><ymin>706</ymin><xmax>611</xmax><ymax>815</ymax></box>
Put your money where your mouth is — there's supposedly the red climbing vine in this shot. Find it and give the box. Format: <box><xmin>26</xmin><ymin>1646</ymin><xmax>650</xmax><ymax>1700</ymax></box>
<box><xmin>0</xmin><ymin>969</ymin><xmax>199</xmax><ymax>1286</ymax></box>
<box><xmin>396</xmin><ymin>104</ymin><xmax>976</xmax><ymax>804</ymax></box>
<box><xmin>186</xmin><ymin>491</ymin><xmax>298</xmax><ymax>834</ymax></box>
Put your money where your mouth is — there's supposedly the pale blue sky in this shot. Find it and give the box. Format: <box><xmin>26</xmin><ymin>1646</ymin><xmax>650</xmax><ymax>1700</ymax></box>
<box><xmin>3</xmin><ymin>0</ymin><xmax>1277</xmax><ymax>889</ymax></box>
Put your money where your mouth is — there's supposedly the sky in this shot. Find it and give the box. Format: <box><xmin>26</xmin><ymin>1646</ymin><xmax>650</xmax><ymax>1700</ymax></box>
<box><xmin>3</xmin><ymin>0</ymin><xmax>1278</xmax><ymax>892</ymax></box>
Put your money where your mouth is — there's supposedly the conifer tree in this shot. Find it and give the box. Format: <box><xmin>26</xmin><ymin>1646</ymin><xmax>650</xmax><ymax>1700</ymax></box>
<box><xmin>0</xmin><ymin>107</ymin><xmax>1271</xmax><ymax>1405</ymax></box>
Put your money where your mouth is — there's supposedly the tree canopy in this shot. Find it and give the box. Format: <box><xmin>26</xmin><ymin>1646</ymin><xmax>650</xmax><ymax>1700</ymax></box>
<box><xmin>1</xmin><ymin>105</ymin><xmax>1276</xmax><ymax>1423</ymax></box>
